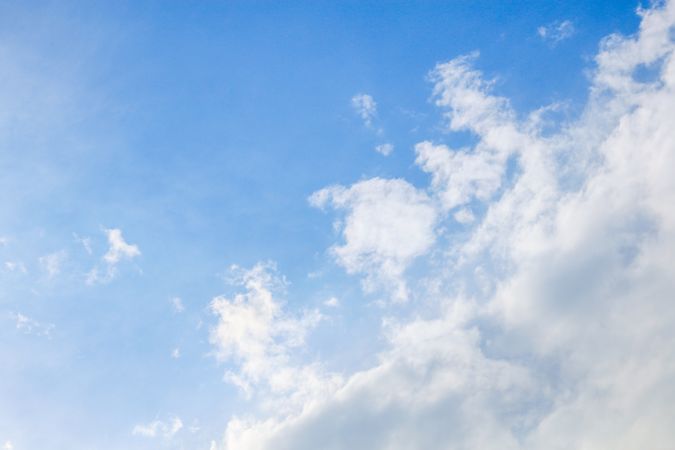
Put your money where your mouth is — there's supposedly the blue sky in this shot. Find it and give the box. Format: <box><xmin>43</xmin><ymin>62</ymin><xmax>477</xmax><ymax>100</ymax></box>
<box><xmin>2</xmin><ymin>1</ymin><xmax>675</xmax><ymax>449</ymax></box>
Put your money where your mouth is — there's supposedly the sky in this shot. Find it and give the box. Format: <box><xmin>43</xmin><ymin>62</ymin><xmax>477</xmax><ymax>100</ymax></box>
<box><xmin>1</xmin><ymin>1</ymin><xmax>675</xmax><ymax>449</ymax></box>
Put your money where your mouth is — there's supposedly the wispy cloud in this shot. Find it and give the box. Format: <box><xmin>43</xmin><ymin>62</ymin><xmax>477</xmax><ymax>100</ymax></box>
<box><xmin>374</xmin><ymin>143</ymin><xmax>394</xmax><ymax>156</ymax></box>
<box><xmin>87</xmin><ymin>228</ymin><xmax>140</xmax><ymax>284</ymax></box>
<box><xmin>10</xmin><ymin>313</ymin><xmax>54</xmax><ymax>338</ymax></box>
<box><xmin>323</xmin><ymin>296</ymin><xmax>340</xmax><ymax>308</ymax></box>
<box><xmin>537</xmin><ymin>19</ymin><xmax>575</xmax><ymax>45</ymax></box>
<box><xmin>132</xmin><ymin>417</ymin><xmax>183</xmax><ymax>439</ymax></box>
<box><xmin>38</xmin><ymin>250</ymin><xmax>66</xmax><ymax>278</ymax></box>
<box><xmin>3</xmin><ymin>261</ymin><xmax>26</xmax><ymax>274</ymax></box>
<box><xmin>171</xmin><ymin>296</ymin><xmax>185</xmax><ymax>313</ymax></box>
<box><xmin>351</xmin><ymin>93</ymin><xmax>377</xmax><ymax>127</ymax></box>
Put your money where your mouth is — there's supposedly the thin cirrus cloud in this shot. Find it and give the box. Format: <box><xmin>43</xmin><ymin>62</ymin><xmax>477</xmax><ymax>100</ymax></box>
<box><xmin>209</xmin><ymin>3</ymin><xmax>675</xmax><ymax>449</ymax></box>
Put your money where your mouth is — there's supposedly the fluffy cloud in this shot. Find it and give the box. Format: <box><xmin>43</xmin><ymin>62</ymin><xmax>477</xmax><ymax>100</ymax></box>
<box><xmin>213</xmin><ymin>2</ymin><xmax>675</xmax><ymax>449</ymax></box>
<box><xmin>310</xmin><ymin>178</ymin><xmax>438</xmax><ymax>301</ymax></box>
<box><xmin>210</xmin><ymin>262</ymin><xmax>337</xmax><ymax>405</ymax></box>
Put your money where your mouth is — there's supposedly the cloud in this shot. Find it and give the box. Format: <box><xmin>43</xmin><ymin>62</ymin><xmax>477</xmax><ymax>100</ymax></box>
<box><xmin>10</xmin><ymin>313</ymin><xmax>54</xmax><ymax>338</ymax></box>
<box><xmin>38</xmin><ymin>250</ymin><xmax>66</xmax><ymax>278</ymax></box>
<box><xmin>3</xmin><ymin>261</ymin><xmax>26</xmax><ymax>274</ymax></box>
<box><xmin>452</xmin><ymin>208</ymin><xmax>474</xmax><ymax>224</ymax></box>
<box><xmin>132</xmin><ymin>417</ymin><xmax>183</xmax><ymax>439</ymax></box>
<box><xmin>323</xmin><ymin>297</ymin><xmax>340</xmax><ymax>308</ymax></box>
<box><xmin>171</xmin><ymin>296</ymin><xmax>185</xmax><ymax>313</ymax></box>
<box><xmin>210</xmin><ymin>262</ymin><xmax>336</xmax><ymax>405</ymax></box>
<box><xmin>73</xmin><ymin>233</ymin><xmax>92</xmax><ymax>255</ymax></box>
<box><xmin>86</xmin><ymin>228</ymin><xmax>140</xmax><ymax>284</ymax></box>
<box><xmin>537</xmin><ymin>19</ymin><xmax>575</xmax><ymax>45</ymax></box>
<box><xmin>310</xmin><ymin>178</ymin><xmax>438</xmax><ymax>301</ymax></box>
<box><xmin>2</xmin><ymin>442</ymin><xmax>12</xmax><ymax>450</ymax></box>
<box><xmin>374</xmin><ymin>143</ymin><xmax>394</xmax><ymax>156</ymax></box>
<box><xmin>351</xmin><ymin>93</ymin><xmax>377</xmax><ymax>127</ymax></box>
<box><xmin>103</xmin><ymin>228</ymin><xmax>140</xmax><ymax>264</ymax></box>
<box><xmin>214</xmin><ymin>2</ymin><xmax>675</xmax><ymax>449</ymax></box>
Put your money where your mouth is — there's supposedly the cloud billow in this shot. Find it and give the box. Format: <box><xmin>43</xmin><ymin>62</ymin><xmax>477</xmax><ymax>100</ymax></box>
<box><xmin>211</xmin><ymin>3</ymin><xmax>675</xmax><ymax>449</ymax></box>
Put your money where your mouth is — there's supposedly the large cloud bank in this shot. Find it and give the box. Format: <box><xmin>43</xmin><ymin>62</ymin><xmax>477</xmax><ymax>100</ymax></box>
<box><xmin>211</xmin><ymin>3</ymin><xmax>675</xmax><ymax>449</ymax></box>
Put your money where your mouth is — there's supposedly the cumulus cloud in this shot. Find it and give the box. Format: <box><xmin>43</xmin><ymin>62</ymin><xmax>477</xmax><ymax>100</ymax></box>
<box><xmin>132</xmin><ymin>417</ymin><xmax>183</xmax><ymax>439</ymax></box>
<box><xmin>537</xmin><ymin>19</ymin><xmax>575</xmax><ymax>45</ymax></box>
<box><xmin>351</xmin><ymin>93</ymin><xmax>377</xmax><ymax>127</ymax></box>
<box><xmin>310</xmin><ymin>178</ymin><xmax>438</xmax><ymax>301</ymax></box>
<box><xmin>211</xmin><ymin>2</ymin><xmax>675</xmax><ymax>449</ymax></box>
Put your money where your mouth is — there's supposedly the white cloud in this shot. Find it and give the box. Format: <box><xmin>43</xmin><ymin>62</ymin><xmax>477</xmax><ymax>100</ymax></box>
<box><xmin>171</xmin><ymin>296</ymin><xmax>185</xmax><ymax>313</ymax></box>
<box><xmin>3</xmin><ymin>261</ymin><xmax>26</xmax><ymax>274</ymax></box>
<box><xmin>87</xmin><ymin>228</ymin><xmax>140</xmax><ymax>284</ymax></box>
<box><xmin>3</xmin><ymin>441</ymin><xmax>13</xmax><ymax>450</ymax></box>
<box><xmin>310</xmin><ymin>178</ymin><xmax>438</xmax><ymax>301</ymax></box>
<box><xmin>416</xmin><ymin>140</ymin><xmax>507</xmax><ymax>211</ymax></box>
<box><xmin>73</xmin><ymin>233</ymin><xmax>92</xmax><ymax>254</ymax></box>
<box><xmin>103</xmin><ymin>228</ymin><xmax>140</xmax><ymax>264</ymax></box>
<box><xmin>323</xmin><ymin>297</ymin><xmax>340</xmax><ymax>308</ymax></box>
<box><xmin>537</xmin><ymin>19</ymin><xmax>575</xmax><ymax>45</ymax></box>
<box><xmin>132</xmin><ymin>417</ymin><xmax>183</xmax><ymax>439</ymax></box>
<box><xmin>171</xmin><ymin>347</ymin><xmax>181</xmax><ymax>359</ymax></box>
<box><xmin>374</xmin><ymin>143</ymin><xmax>394</xmax><ymax>156</ymax></box>
<box><xmin>210</xmin><ymin>262</ymin><xmax>336</xmax><ymax>406</ymax></box>
<box><xmin>351</xmin><ymin>93</ymin><xmax>377</xmax><ymax>127</ymax></box>
<box><xmin>214</xmin><ymin>2</ymin><xmax>675</xmax><ymax>449</ymax></box>
<box><xmin>453</xmin><ymin>207</ymin><xmax>475</xmax><ymax>224</ymax></box>
<box><xmin>38</xmin><ymin>250</ymin><xmax>66</xmax><ymax>278</ymax></box>
<box><xmin>11</xmin><ymin>313</ymin><xmax>54</xmax><ymax>338</ymax></box>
